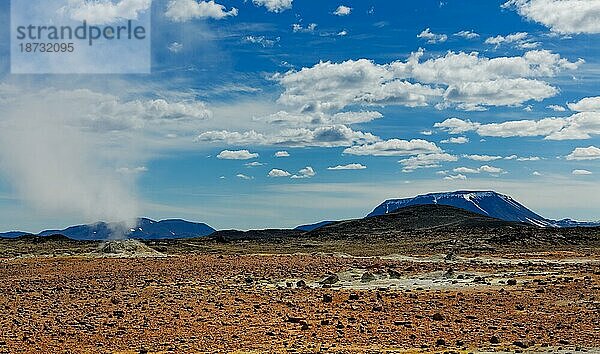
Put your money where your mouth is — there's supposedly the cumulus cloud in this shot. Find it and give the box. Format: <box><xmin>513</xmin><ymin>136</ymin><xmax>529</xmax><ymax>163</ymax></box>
<box><xmin>165</xmin><ymin>0</ymin><xmax>238</xmax><ymax>22</ymax></box>
<box><xmin>268</xmin><ymin>169</ymin><xmax>291</xmax><ymax>177</ymax></box>
<box><xmin>547</xmin><ymin>104</ymin><xmax>566</xmax><ymax>112</ymax></box>
<box><xmin>291</xmin><ymin>166</ymin><xmax>316</xmax><ymax>179</ymax></box>
<box><xmin>484</xmin><ymin>32</ymin><xmax>539</xmax><ymax>49</ymax></box>
<box><xmin>417</xmin><ymin>28</ymin><xmax>448</xmax><ymax>43</ymax></box>
<box><xmin>454</xmin><ymin>30</ymin><xmax>480</xmax><ymax>39</ymax></box>
<box><xmin>568</xmin><ymin>96</ymin><xmax>600</xmax><ymax>112</ymax></box>
<box><xmin>333</xmin><ymin>5</ymin><xmax>352</xmax><ymax>16</ymax></box>
<box><xmin>343</xmin><ymin>139</ymin><xmax>441</xmax><ymax>156</ymax></box>
<box><xmin>245</xmin><ymin>161</ymin><xmax>264</xmax><ymax>167</ymax></box>
<box><xmin>61</xmin><ymin>0</ymin><xmax>151</xmax><ymax>24</ymax></box>
<box><xmin>274</xmin><ymin>151</ymin><xmax>290</xmax><ymax>157</ymax></box>
<box><xmin>441</xmin><ymin>136</ymin><xmax>469</xmax><ymax>144</ymax></box>
<box><xmin>399</xmin><ymin>153</ymin><xmax>458</xmax><ymax>172</ymax></box>
<box><xmin>572</xmin><ymin>169</ymin><xmax>593</xmax><ymax>175</ymax></box>
<box><xmin>444</xmin><ymin>174</ymin><xmax>467</xmax><ymax>181</ymax></box>
<box><xmin>566</xmin><ymin>146</ymin><xmax>600</xmax><ymax>160</ymax></box>
<box><xmin>253</xmin><ymin>0</ymin><xmax>293</xmax><ymax>13</ymax></box>
<box><xmin>464</xmin><ymin>154</ymin><xmax>504</xmax><ymax>162</ymax></box>
<box><xmin>453</xmin><ymin>165</ymin><xmax>505</xmax><ymax>174</ymax></box>
<box><xmin>434</xmin><ymin>112</ymin><xmax>600</xmax><ymax>140</ymax></box>
<box><xmin>327</xmin><ymin>163</ymin><xmax>367</xmax><ymax>170</ymax></box>
<box><xmin>197</xmin><ymin>125</ymin><xmax>379</xmax><ymax>148</ymax></box>
<box><xmin>502</xmin><ymin>0</ymin><xmax>600</xmax><ymax>34</ymax></box>
<box><xmin>217</xmin><ymin>150</ymin><xmax>259</xmax><ymax>160</ymax></box>
<box><xmin>275</xmin><ymin>49</ymin><xmax>581</xmax><ymax>112</ymax></box>
<box><xmin>236</xmin><ymin>173</ymin><xmax>254</xmax><ymax>180</ymax></box>
<box><xmin>260</xmin><ymin>110</ymin><xmax>383</xmax><ymax>127</ymax></box>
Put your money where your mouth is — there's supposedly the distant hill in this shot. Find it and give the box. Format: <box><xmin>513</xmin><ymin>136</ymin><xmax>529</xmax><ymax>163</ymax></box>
<box><xmin>295</xmin><ymin>221</ymin><xmax>335</xmax><ymax>232</ymax></box>
<box><xmin>0</xmin><ymin>231</ymin><xmax>30</xmax><ymax>239</ymax></box>
<box><xmin>311</xmin><ymin>204</ymin><xmax>527</xmax><ymax>240</ymax></box>
<box><xmin>368</xmin><ymin>190</ymin><xmax>599</xmax><ymax>228</ymax></box>
<box><xmin>210</xmin><ymin>229</ymin><xmax>304</xmax><ymax>242</ymax></box>
<box><xmin>9</xmin><ymin>218</ymin><xmax>217</xmax><ymax>241</ymax></box>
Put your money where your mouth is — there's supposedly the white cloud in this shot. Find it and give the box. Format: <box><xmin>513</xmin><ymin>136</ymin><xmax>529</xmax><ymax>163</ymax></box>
<box><xmin>333</xmin><ymin>5</ymin><xmax>352</xmax><ymax>16</ymax></box>
<box><xmin>1</xmin><ymin>88</ymin><xmax>213</xmax><ymax>139</ymax></box>
<box><xmin>464</xmin><ymin>154</ymin><xmax>503</xmax><ymax>162</ymax></box>
<box><xmin>434</xmin><ymin>112</ymin><xmax>600</xmax><ymax>140</ymax></box>
<box><xmin>421</xmin><ymin>130</ymin><xmax>433</xmax><ymax>136</ymax></box>
<box><xmin>237</xmin><ymin>174</ymin><xmax>254</xmax><ymax>180</ymax></box>
<box><xmin>568</xmin><ymin>97</ymin><xmax>600</xmax><ymax>112</ymax></box>
<box><xmin>502</xmin><ymin>0</ymin><xmax>600</xmax><ymax>34</ymax></box>
<box><xmin>61</xmin><ymin>0</ymin><xmax>151</xmax><ymax>24</ymax></box>
<box><xmin>454</xmin><ymin>30</ymin><xmax>480</xmax><ymax>39</ymax></box>
<box><xmin>291</xmin><ymin>166</ymin><xmax>316</xmax><ymax>179</ymax></box>
<box><xmin>485</xmin><ymin>32</ymin><xmax>528</xmax><ymax>45</ymax></box>
<box><xmin>165</xmin><ymin>0</ymin><xmax>238</xmax><ymax>22</ymax></box>
<box><xmin>327</xmin><ymin>163</ymin><xmax>367</xmax><ymax>170</ymax></box>
<box><xmin>276</xmin><ymin>59</ymin><xmax>442</xmax><ymax>111</ymax></box>
<box><xmin>566</xmin><ymin>146</ymin><xmax>600</xmax><ymax>160</ymax></box>
<box><xmin>268</xmin><ymin>169</ymin><xmax>291</xmax><ymax>177</ymax></box>
<box><xmin>453</xmin><ymin>165</ymin><xmax>505</xmax><ymax>174</ymax></box>
<box><xmin>572</xmin><ymin>169</ymin><xmax>593</xmax><ymax>175</ymax></box>
<box><xmin>399</xmin><ymin>153</ymin><xmax>458</xmax><ymax>172</ymax></box>
<box><xmin>274</xmin><ymin>151</ymin><xmax>290</xmax><ymax>157</ymax></box>
<box><xmin>276</xmin><ymin>49</ymin><xmax>581</xmax><ymax>112</ymax></box>
<box><xmin>292</xmin><ymin>23</ymin><xmax>318</xmax><ymax>33</ymax></box>
<box><xmin>444</xmin><ymin>173</ymin><xmax>467</xmax><ymax>180</ymax></box>
<box><xmin>343</xmin><ymin>139</ymin><xmax>441</xmax><ymax>156</ymax></box>
<box><xmin>479</xmin><ymin>165</ymin><xmax>505</xmax><ymax>174</ymax></box>
<box><xmin>243</xmin><ymin>35</ymin><xmax>280</xmax><ymax>48</ymax></box>
<box><xmin>198</xmin><ymin>125</ymin><xmax>379</xmax><ymax>148</ymax></box>
<box><xmin>261</xmin><ymin>110</ymin><xmax>383</xmax><ymax>126</ymax></box>
<box><xmin>338</xmin><ymin>30</ymin><xmax>348</xmax><ymax>36</ymax></box>
<box><xmin>417</xmin><ymin>28</ymin><xmax>448</xmax><ymax>43</ymax></box>
<box><xmin>168</xmin><ymin>42</ymin><xmax>184</xmax><ymax>53</ymax></box>
<box><xmin>547</xmin><ymin>104</ymin><xmax>566</xmax><ymax>112</ymax></box>
<box><xmin>217</xmin><ymin>150</ymin><xmax>259</xmax><ymax>160</ymax></box>
<box><xmin>253</xmin><ymin>0</ymin><xmax>293</xmax><ymax>13</ymax></box>
<box><xmin>434</xmin><ymin>118</ymin><xmax>479</xmax><ymax>134</ymax></box>
<box><xmin>441</xmin><ymin>136</ymin><xmax>469</xmax><ymax>144</ymax></box>
<box><xmin>532</xmin><ymin>171</ymin><xmax>542</xmax><ymax>176</ymax></box>
<box><xmin>245</xmin><ymin>161</ymin><xmax>264</xmax><ymax>167</ymax></box>
<box><xmin>484</xmin><ymin>32</ymin><xmax>538</xmax><ymax>49</ymax></box>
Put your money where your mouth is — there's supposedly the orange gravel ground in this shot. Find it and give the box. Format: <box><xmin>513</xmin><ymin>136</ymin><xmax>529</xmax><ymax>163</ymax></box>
<box><xmin>0</xmin><ymin>254</ymin><xmax>599</xmax><ymax>353</ymax></box>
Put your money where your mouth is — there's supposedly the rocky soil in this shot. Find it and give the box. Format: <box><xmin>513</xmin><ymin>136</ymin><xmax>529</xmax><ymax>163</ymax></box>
<box><xmin>0</xmin><ymin>252</ymin><xmax>599</xmax><ymax>353</ymax></box>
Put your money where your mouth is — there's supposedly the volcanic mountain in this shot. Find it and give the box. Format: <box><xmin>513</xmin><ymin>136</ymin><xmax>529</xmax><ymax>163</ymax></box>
<box><xmin>1</xmin><ymin>219</ymin><xmax>215</xmax><ymax>241</ymax></box>
<box><xmin>367</xmin><ymin>190</ymin><xmax>599</xmax><ymax>228</ymax></box>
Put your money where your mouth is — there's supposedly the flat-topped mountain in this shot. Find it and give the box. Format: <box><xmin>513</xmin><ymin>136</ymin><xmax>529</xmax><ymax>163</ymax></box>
<box><xmin>368</xmin><ymin>190</ymin><xmax>599</xmax><ymax>228</ymax></box>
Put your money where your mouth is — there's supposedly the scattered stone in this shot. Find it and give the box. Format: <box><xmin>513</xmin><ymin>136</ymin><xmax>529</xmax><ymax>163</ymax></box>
<box><xmin>361</xmin><ymin>272</ymin><xmax>376</xmax><ymax>283</ymax></box>
<box><xmin>432</xmin><ymin>313</ymin><xmax>445</xmax><ymax>321</ymax></box>
<box><xmin>320</xmin><ymin>274</ymin><xmax>339</xmax><ymax>285</ymax></box>
<box><xmin>513</xmin><ymin>341</ymin><xmax>528</xmax><ymax>348</ymax></box>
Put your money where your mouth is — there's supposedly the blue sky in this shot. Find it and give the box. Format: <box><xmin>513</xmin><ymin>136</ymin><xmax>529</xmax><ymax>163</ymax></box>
<box><xmin>0</xmin><ymin>0</ymin><xmax>599</xmax><ymax>232</ymax></box>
